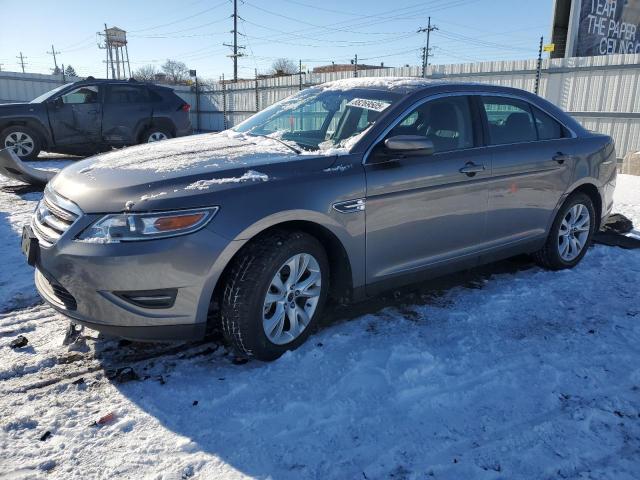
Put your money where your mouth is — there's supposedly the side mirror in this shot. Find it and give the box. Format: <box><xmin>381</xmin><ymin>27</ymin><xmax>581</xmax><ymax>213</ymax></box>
<box><xmin>384</xmin><ymin>135</ymin><xmax>434</xmax><ymax>156</ymax></box>
<box><xmin>47</xmin><ymin>97</ymin><xmax>63</xmax><ymax>107</ymax></box>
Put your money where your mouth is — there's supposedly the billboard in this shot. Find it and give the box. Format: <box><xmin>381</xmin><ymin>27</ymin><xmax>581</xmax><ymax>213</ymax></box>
<box><xmin>575</xmin><ymin>0</ymin><xmax>640</xmax><ymax>56</ymax></box>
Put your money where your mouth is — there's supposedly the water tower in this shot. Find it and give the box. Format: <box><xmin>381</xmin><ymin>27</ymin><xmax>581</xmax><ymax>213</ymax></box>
<box><xmin>99</xmin><ymin>25</ymin><xmax>131</xmax><ymax>79</ymax></box>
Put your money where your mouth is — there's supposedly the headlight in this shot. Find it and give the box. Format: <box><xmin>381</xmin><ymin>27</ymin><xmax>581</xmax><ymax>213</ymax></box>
<box><xmin>76</xmin><ymin>207</ymin><xmax>218</xmax><ymax>243</ymax></box>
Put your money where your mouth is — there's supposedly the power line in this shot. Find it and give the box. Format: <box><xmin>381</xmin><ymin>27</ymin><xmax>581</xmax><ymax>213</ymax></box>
<box><xmin>129</xmin><ymin>0</ymin><xmax>230</xmax><ymax>33</ymax></box>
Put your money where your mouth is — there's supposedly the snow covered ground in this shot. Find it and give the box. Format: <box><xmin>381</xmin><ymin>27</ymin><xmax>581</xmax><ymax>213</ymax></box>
<box><xmin>0</xmin><ymin>161</ymin><xmax>639</xmax><ymax>480</ymax></box>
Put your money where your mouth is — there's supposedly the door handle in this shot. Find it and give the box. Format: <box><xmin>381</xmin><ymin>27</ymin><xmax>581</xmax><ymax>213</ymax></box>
<box><xmin>552</xmin><ymin>152</ymin><xmax>571</xmax><ymax>164</ymax></box>
<box><xmin>459</xmin><ymin>162</ymin><xmax>485</xmax><ymax>176</ymax></box>
<box><xmin>87</xmin><ymin>109</ymin><xmax>99</xmax><ymax>115</ymax></box>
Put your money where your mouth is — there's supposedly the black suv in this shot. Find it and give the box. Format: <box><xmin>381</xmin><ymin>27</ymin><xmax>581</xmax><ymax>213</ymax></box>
<box><xmin>0</xmin><ymin>78</ymin><xmax>192</xmax><ymax>159</ymax></box>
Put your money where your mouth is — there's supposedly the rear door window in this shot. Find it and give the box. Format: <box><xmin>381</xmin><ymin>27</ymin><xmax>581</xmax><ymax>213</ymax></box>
<box><xmin>481</xmin><ymin>96</ymin><xmax>537</xmax><ymax>145</ymax></box>
<box><xmin>105</xmin><ymin>85</ymin><xmax>150</xmax><ymax>104</ymax></box>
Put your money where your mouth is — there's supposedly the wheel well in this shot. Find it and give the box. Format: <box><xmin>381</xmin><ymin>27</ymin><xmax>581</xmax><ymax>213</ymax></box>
<box><xmin>137</xmin><ymin>118</ymin><xmax>176</xmax><ymax>142</ymax></box>
<box><xmin>0</xmin><ymin>120</ymin><xmax>49</xmax><ymax>149</ymax></box>
<box><xmin>209</xmin><ymin>221</ymin><xmax>354</xmax><ymax>321</ymax></box>
<box><xmin>570</xmin><ymin>183</ymin><xmax>602</xmax><ymax>231</ymax></box>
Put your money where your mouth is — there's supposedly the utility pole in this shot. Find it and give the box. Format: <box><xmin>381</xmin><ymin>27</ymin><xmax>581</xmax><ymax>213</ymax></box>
<box><xmin>47</xmin><ymin>44</ymin><xmax>61</xmax><ymax>73</ymax></box>
<box><xmin>353</xmin><ymin>54</ymin><xmax>358</xmax><ymax>78</ymax></box>
<box><xmin>223</xmin><ymin>0</ymin><xmax>245</xmax><ymax>82</ymax></box>
<box><xmin>255</xmin><ymin>68</ymin><xmax>259</xmax><ymax>112</ymax></box>
<box><xmin>418</xmin><ymin>17</ymin><xmax>437</xmax><ymax>78</ymax></box>
<box><xmin>17</xmin><ymin>52</ymin><xmax>27</xmax><ymax>73</ymax></box>
<box><xmin>299</xmin><ymin>59</ymin><xmax>303</xmax><ymax>90</ymax></box>
<box><xmin>535</xmin><ymin>36</ymin><xmax>543</xmax><ymax>95</ymax></box>
<box><xmin>61</xmin><ymin>63</ymin><xmax>66</xmax><ymax>82</ymax></box>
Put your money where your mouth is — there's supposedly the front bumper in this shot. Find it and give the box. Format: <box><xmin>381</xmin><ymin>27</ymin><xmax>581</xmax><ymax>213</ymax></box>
<box><xmin>34</xmin><ymin>221</ymin><xmax>237</xmax><ymax>342</ymax></box>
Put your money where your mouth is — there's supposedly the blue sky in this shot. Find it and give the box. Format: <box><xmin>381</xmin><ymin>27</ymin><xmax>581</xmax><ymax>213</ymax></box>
<box><xmin>0</xmin><ymin>0</ymin><xmax>553</xmax><ymax>80</ymax></box>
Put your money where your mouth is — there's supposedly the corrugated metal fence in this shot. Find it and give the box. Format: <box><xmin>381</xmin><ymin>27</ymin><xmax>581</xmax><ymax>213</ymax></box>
<box><xmin>2</xmin><ymin>53</ymin><xmax>640</xmax><ymax>158</ymax></box>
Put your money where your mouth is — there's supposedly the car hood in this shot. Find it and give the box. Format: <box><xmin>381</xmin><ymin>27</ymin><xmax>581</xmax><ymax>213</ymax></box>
<box><xmin>50</xmin><ymin>131</ymin><xmax>338</xmax><ymax>213</ymax></box>
<box><xmin>0</xmin><ymin>102</ymin><xmax>41</xmax><ymax>114</ymax></box>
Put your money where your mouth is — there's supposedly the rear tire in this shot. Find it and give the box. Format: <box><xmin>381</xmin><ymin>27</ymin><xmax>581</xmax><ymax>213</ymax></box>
<box><xmin>1</xmin><ymin>125</ymin><xmax>41</xmax><ymax>160</ymax></box>
<box><xmin>532</xmin><ymin>192</ymin><xmax>596</xmax><ymax>270</ymax></box>
<box><xmin>141</xmin><ymin>127</ymin><xmax>173</xmax><ymax>143</ymax></box>
<box><xmin>221</xmin><ymin>230</ymin><xmax>329</xmax><ymax>361</ymax></box>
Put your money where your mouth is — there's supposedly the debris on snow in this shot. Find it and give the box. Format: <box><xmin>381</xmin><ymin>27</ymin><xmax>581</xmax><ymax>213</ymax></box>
<box><xmin>9</xmin><ymin>335</ymin><xmax>28</xmax><ymax>349</ymax></box>
<box><xmin>95</xmin><ymin>412</ymin><xmax>116</xmax><ymax>426</ymax></box>
<box><xmin>106</xmin><ymin>367</ymin><xmax>139</xmax><ymax>383</ymax></box>
<box><xmin>601</xmin><ymin>213</ymin><xmax>633</xmax><ymax>234</ymax></box>
<box><xmin>39</xmin><ymin>431</ymin><xmax>52</xmax><ymax>441</ymax></box>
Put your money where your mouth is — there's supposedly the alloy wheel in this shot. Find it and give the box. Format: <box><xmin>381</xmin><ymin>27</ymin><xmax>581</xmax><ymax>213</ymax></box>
<box><xmin>558</xmin><ymin>203</ymin><xmax>591</xmax><ymax>261</ymax></box>
<box><xmin>148</xmin><ymin>132</ymin><xmax>168</xmax><ymax>142</ymax></box>
<box><xmin>262</xmin><ymin>253</ymin><xmax>322</xmax><ymax>345</ymax></box>
<box><xmin>4</xmin><ymin>131</ymin><xmax>35</xmax><ymax>157</ymax></box>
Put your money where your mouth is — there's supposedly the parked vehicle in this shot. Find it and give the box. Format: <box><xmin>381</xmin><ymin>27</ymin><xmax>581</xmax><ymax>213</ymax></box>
<box><xmin>1</xmin><ymin>78</ymin><xmax>192</xmax><ymax>159</ymax></box>
<box><xmin>22</xmin><ymin>78</ymin><xmax>617</xmax><ymax>361</ymax></box>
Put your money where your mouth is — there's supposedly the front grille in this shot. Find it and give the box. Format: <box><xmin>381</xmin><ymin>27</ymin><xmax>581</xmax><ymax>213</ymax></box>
<box><xmin>35</xmin><ymin>269</ymin><xmax>78</xmax><ymax>310</ymax></box>
<box><xmin>32</xmin><ymin>187</ymin><xmax>82</xmax><ymax>247</ymax></box>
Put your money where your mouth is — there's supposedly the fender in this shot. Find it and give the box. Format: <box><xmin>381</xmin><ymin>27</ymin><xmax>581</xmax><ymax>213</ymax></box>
<box><xmin>194</xmin><ymin>209</ymin><xmax>363</xmax><ymax>325</ymax></box>
<box><xmin>0</xmin><ymin>116</ymin><xmax>53</xmax><ymax>148</ymax></box>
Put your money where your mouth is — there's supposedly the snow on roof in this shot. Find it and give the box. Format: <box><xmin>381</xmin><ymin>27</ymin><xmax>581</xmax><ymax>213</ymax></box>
<box><xmin>319</xmin><ymin>76</ymin><xmax>439</xmax><ymax>92</ymax></box>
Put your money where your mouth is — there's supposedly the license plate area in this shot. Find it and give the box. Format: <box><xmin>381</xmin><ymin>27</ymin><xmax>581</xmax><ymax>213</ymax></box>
<box><xmin>21</xmin><ymin>225</ymin><xmax>39</xmax><ymax>267</ymax></box>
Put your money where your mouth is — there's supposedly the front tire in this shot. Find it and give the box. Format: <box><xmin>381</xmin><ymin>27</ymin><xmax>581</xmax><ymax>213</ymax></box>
<box><xmin>1</xmin><ymin>125</ymin><xmax>42</xmax><ymax>160</ymax></box>
<box><xmin>533</xmin><ymin>192</ymin><xmax>596</xmax><ymax>270</ymax></box>
<box><xmin>221</xmin><ymin>230</ymin><xmax>329</xmax><ymax>361</ymax></box>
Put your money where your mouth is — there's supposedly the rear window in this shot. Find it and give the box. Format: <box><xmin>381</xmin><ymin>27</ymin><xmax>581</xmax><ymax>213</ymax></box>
<box><xmin>532</xmin><ymin>106</ymin><xmax>566</xmax><ymax>140</ymax></box>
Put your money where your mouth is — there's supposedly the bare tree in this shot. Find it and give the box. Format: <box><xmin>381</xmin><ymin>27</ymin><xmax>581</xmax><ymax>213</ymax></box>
<box><xmin>133</xmin><ymin>64</ymin><xmax>159</xmax><ymax>82</ymax></box>
<box><xmin>161</xmin><ymin>59</ymin><xmax>189</xmax><ymax>85</ymax></box>
<box><xmin>270</xmin><ymin>58</ymin><xmax>297</xmax><ymax>76</ymax></box>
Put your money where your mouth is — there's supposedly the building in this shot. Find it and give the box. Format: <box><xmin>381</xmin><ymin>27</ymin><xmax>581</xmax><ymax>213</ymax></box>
<box><xmin>551</xmin><ymin>0</ymin><xmax>640</xmax><ymax>58</ymax></box>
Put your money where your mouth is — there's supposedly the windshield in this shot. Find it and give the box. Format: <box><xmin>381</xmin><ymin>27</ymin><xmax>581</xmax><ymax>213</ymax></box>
<box><xmin>30</xmin><ymin>84</ymin><xmax>72</xmax><ymax>103</ymax></box>
<box><xmin>233</xmin><ymin>87</ymin><xmax>401</xmax><ymax>152</ymax></box>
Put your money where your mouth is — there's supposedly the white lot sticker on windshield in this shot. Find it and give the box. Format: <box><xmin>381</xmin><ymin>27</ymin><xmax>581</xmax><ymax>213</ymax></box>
<box><xmin>346</xmin><ymin>98</ymin><xmax>391</xmax><ymax>112</ymax></box>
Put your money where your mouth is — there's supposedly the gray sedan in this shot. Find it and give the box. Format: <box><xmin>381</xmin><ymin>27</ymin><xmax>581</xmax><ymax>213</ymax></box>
<box><xmin>22</xmin><ymin>78</ymin><xmax>617</xmax><ymax>360</ymax></box>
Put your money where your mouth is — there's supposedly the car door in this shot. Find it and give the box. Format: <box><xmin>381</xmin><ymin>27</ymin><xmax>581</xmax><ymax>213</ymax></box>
<box><xmin>479</xmin><ymin>95</ymin><xmax>576</xmax><ymax>247</ymax></box>
<box><xmin>364</xmin><ymin>94</ymin><xmax>492</xmax><ymax>287</ymax></box>
<box><xmin>46</xmin><ymin>85</ymin><xmax>102</xmax><ymax>146</ymax></box>
<box><xmin>102</xmin><ymin>84</ymin><xmax>154</xmax><ymax>145</ymax></box>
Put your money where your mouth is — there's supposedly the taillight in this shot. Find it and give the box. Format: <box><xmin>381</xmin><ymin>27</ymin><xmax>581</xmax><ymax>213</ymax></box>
<box><xmin>180</xmin><ymin>103</ymin><xmax>191</xmax><ymax>112</ymax></box>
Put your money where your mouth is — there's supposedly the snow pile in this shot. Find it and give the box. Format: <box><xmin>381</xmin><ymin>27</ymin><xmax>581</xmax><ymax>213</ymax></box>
<box><xmin>185</xmin><ymin>170</ymin><xmax>269</xmax><ymax>191</ymax></box>
<box><xmin>0</xmin><ymin>165</ymin><xmax>639</xmax><ymax>479</ymax></box>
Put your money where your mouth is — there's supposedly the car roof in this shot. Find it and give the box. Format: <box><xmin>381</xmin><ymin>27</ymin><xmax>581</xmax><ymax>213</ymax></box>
<box><xmin>318</xmin><ymin>77</ymin><xmax>529</xmax><ymax>97</ymax></box>
<box><xmin>71</xmin><ymin>78</ymin><xmax>165</xmax><ymax>88</ymax></box>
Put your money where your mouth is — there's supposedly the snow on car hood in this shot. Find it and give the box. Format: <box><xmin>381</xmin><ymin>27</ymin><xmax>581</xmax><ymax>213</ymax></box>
<box><xmin>50</xmin><ymin>131</ymin><xmax>336</xmax><ymax>213</ymax></box>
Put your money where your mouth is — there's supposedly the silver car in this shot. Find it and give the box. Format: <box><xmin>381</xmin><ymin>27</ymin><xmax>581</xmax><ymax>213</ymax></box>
<box><xmin>22</xmin><ymin>79</ymin><xmax>617</xmax><ymax>361</ymax></box>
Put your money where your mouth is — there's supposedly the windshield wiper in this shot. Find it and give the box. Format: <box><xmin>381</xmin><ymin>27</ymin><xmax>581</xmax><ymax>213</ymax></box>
<box><xmin>248</xmin><ymin>133</ymin><xmax>302</xmax><ymax>154</ymax></box>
